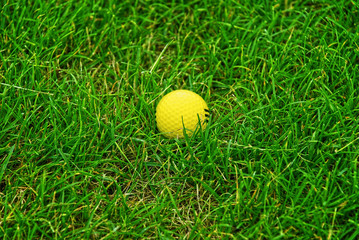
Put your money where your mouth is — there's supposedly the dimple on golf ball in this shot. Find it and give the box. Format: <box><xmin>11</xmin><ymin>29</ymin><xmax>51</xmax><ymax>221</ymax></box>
<box><xmin>156</xmin><ymin>90</ymin><xmax>209</xmax><ymax>138</ymax></box>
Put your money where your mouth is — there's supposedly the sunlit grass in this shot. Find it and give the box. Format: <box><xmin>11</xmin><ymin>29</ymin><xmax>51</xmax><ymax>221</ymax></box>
<box><xmin>1</xmin><ymin>0</ymin><xmax>359</xmax><ymax>239</ymax></box>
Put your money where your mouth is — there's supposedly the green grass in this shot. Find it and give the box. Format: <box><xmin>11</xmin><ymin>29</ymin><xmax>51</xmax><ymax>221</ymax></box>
<box><xmin>1</xmin><ymin>0</ymin><xmax>359</xmax><ymax>239</ymax></box>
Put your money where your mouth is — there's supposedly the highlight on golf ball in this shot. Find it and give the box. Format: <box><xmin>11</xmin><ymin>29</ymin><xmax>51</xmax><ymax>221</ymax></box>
<box><xmin>155</xmin><ymin>90</ymin><xmax>209</xmax><ymax>138</ymax></box>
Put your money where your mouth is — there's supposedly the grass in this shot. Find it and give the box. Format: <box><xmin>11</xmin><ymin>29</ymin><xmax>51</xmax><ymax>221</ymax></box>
<box><xmin>1</xmin><ymin>0</ymin><xmax>359</xmax><ymax>239</ymax></box>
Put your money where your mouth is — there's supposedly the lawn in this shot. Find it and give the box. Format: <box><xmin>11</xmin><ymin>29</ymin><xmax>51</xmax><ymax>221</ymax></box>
<box><xmin>1</xmin><ymin>0</ymin><xmax>359</xmax><ymax>239</ymax></box>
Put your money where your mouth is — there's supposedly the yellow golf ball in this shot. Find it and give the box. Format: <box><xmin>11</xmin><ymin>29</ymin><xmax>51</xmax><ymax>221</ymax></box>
<box><xmin>156</xmin><ymin>90</ymin><xmax>209</xmax><ymax>138</ymax></box>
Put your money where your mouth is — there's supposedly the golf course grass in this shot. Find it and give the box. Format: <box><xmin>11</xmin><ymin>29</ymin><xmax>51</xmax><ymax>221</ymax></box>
<box><xmin>1</xmin><ymin>0</ymin><xmax>359</xmax><ymax>239</ymax></box>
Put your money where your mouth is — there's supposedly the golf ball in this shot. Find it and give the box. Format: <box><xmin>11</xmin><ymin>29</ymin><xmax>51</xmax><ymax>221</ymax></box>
<box><xmin>156</xmin><ymin>90</ymin><xmax>209</xmax><ymax>138</ymax></box>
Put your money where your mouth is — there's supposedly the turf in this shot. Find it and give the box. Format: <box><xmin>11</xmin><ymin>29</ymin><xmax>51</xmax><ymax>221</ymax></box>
<box><xmin>1</xmin><ymin>0</ymin><xmax>359</xmax><ymax>239</ymax></box>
